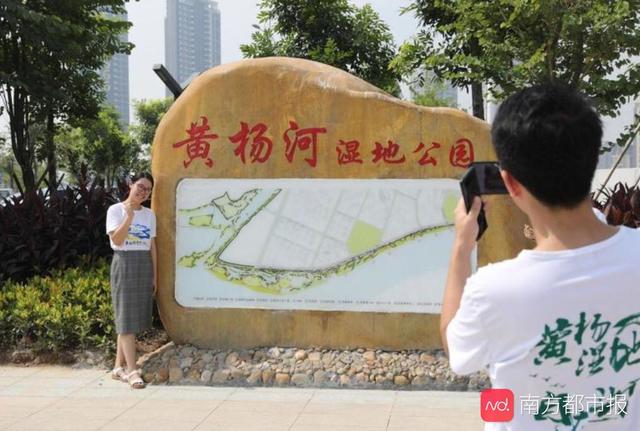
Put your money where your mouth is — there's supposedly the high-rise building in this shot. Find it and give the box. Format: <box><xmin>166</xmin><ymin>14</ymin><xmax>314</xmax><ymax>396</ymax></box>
<box><xmin>597</xmin><ymin>102</ymin><xmax>639</xmax><ymax>170</ymax></box>
<box><xmin>597</xmin><ymin>140</ymin><xmax>637</xmax><ymax>170</ymax></box>
<box><xmin>165</xmin><ymin>0</ymin><xmax>221</xmax><ymax>94</ymax></box>
<box><xmin>635</xmin><ymin>101</ymin><xmax>640</xmax><ymax>169</ymax></box>
<box><xmin>99</xmin><ymin>10</ymin><xmax>130</xmax><ymax>127</ymax></box>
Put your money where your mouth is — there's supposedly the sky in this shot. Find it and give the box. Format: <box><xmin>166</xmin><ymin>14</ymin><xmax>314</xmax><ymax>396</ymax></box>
<box><xmin>126</xmin><ymin>0</ymin><xmax>419</xmax><ymax>117</ymax></box>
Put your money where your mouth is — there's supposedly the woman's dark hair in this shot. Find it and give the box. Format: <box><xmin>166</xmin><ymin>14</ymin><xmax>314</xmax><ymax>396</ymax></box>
<box><xmin>491</xmin><ymin>82</ymin><xmax>602</xmax><ymax>208</ymax></box>
<box><xmin>130</xmin><ymin>172</ymin><xmax>154</xmax><ymax>187</ymax></box>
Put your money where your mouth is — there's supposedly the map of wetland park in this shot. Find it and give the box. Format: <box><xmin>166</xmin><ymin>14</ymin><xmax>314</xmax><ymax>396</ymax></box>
<box><xmin>175</xmin><ymin>179</ymin><xmax>469</xmax><ymax>313</ymax></box>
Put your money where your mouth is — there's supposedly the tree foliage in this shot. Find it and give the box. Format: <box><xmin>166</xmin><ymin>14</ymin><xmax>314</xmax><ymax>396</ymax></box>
<box><xmin>55</xmin><ymin>126</ymin><xmax>87</xmax><ymax>185</ymax></box>
<box><xmin>410</xmin><ymin>76</ymin><xmax>457</xmax><ymax>108</ymax></box>
<box><xmin>129</xmin><ymin>97</ymin><xmax>173</xmax><ymax>163</ymax></box>
<box><xmin>412</xmin><ymin>88</ymin><xmax>456</xmax><ymax>108</ymax></box>
<box><xmin>241</xmin><ymin>0</ymin><xmax>400</xmax><ymax>95</ymax></box>
<box><xmin>57</xmin><ymin>98</ymin><xmax>171</xmax><ymax>186</ymax></box>
<box><xmin>57</xmin><ymin>106</ymin><xmax>139</xmax><ymax>187</ymax></box>
<box><xmin>0</xmin><ymin>1</ymin><xmax>133</xmax><ymax>193</ymax></box>
<box><xmin>394</xmin><ymin>0</ymin><xmax>640</xmax><ymax>140</ymax></box>
<box><xmin>392</xmin><ymin>0</ymin><xmax>486</xmax><ymax>117</ymax></box>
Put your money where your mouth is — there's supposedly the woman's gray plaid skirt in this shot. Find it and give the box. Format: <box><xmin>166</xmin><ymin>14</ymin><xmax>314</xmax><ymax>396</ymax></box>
<box><xmin>110</xmin><ymin>250</ymin><xmax>153</xmax><ymax>334</ymax></box>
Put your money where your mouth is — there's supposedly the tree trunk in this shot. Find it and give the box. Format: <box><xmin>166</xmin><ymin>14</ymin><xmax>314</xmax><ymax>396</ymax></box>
<box><xmin>9</xmin><ymin>88</ymin><xmax>36</xmax><ymax>193</ymax></box>
<box><xmin>468</xmin><ymin>37</ymin><xmax>485</xmax><ymax>120</ymax></box>
<box><xmin>13</xmin><ymin>136</ymin><xmax>36</xmax><ymax>193</ymax></box>
<box><xmin>45</xmin><ymin>110</ymin><xmax>57</xmax><ymax>191</ymax></box>
<box><xmin>471</xmin><ymin>82</ymin><xmax>485</xmax><ymax>120</ymax></box>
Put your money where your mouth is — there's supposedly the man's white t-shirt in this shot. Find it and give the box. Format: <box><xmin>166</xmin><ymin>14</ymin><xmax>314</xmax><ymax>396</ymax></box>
<box><xmin>447</xmin><ymin>226</ymin><xmax>640</xmax><ymax>430</ymax></box>
<box><xmin>106</xmin><ymin>202</ymin><xmax>156</xmax><ymax>251</ymax></box>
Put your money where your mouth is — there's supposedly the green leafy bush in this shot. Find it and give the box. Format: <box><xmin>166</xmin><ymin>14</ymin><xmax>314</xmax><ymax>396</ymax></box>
<box><xmin>0</xmin><ymin>260</ymin><xmax>115</xmax><ymax>353</ymax></box>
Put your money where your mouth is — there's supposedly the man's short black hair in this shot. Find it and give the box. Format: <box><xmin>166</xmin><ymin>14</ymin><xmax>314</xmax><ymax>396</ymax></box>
<box><xmin>491</xmin><ymin>82</ymin><xmax>602</xmax><ymax>208</ymax></box>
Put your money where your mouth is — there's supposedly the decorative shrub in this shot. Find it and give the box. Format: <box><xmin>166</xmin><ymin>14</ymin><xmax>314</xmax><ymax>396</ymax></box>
<box><xmin>593</xmin><ymin>182</ymin><xmax>640</xmax><ymax>228</ymax></box>
<box><xmin>0</xmin><ymin>176</ymin><xmax>128</xmax><ymax>285</ymax></box>
<box><xmin>0</xmin><ymin>260</ymin><xmax>115</xmax><ymax>353</ymax></box>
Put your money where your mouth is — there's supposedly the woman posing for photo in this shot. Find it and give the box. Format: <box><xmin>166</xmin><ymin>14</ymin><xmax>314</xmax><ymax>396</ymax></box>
<box><xmin>106</xmin><ymin>172</ymin><xmax>157</xmax><ymax>389</ymax></box>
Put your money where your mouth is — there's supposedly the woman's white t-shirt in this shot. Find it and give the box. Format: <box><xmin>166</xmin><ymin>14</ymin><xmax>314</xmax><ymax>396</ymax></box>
<box><xmin>106</xmin><ymin>203</ymin><xmax>156</xmax><ymax>251</ymax></box>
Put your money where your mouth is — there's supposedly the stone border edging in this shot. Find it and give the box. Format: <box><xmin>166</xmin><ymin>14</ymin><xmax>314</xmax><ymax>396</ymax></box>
<box><xmin>138</xmin><ymin>342</ymin><xmax>490</xmax><ymax>391</ymax></box>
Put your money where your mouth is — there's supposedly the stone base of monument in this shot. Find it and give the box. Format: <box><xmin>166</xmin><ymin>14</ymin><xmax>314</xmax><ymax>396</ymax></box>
<box><xmin>137</xmin><ymin>342</ymin><xmax>489</xmax><ymax>391</ymax></box>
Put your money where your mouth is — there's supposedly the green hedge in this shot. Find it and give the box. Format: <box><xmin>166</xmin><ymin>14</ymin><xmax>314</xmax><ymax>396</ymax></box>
<box><xmin>0</xmin><ymin>260</ymin><xmax>115</xmax><ymax>353</ymax></box>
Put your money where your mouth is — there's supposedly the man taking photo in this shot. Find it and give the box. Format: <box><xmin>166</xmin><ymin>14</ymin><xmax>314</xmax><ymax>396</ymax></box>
<box><xmin>442</xmin><ymin>83</ymin><xmax>640</xmax><ymax>430</ymax></box>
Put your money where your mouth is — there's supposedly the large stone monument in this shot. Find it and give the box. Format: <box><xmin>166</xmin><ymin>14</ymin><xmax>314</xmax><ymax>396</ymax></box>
<box><xmin>151</xmin><ymin>57</ymin><xmax>527</xmax><ymax>350</ymax></box>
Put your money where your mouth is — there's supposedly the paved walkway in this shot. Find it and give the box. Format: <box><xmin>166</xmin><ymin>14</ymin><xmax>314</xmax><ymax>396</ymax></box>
<box><xmin>0</xmin><ymin>365</ymin><xmax>483</xmax><ymax>431</ymax></box>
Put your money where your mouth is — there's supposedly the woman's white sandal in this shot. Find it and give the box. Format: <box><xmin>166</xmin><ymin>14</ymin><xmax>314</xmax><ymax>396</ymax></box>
<box><xmin>123</xmin><ymin>370</ymin><xmax>145</xmax><ymax>389</ymax></box>
<box><xmin>111</xmin><ymin>367</ymin><xmax>126</xmax><ymax>381</ymax></box>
